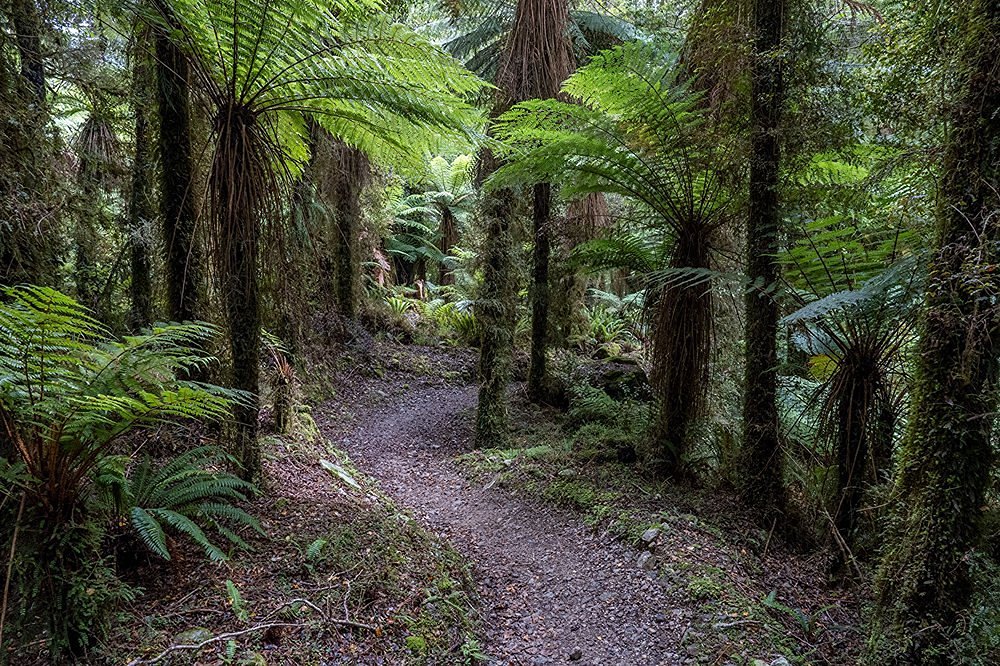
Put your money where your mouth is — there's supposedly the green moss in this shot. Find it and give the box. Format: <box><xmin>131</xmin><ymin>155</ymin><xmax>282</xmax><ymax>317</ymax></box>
<box><xmin>405</xmin><ymin>635</ymin><xmax>428</xmax><ymax>655</ymax></box>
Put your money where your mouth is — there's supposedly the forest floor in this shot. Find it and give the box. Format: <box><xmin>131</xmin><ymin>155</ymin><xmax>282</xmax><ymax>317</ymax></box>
<box><xmin>94</xmin><ymin>341</ymin><xmax>863</xmax><ymax>666</ymax></box>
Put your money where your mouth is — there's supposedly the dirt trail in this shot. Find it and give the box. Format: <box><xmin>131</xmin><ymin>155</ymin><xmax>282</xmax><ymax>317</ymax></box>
<box><xmin>322</xmin><ymin>382</ymin><xmax>691</xmax><ymax>666</ymax></box>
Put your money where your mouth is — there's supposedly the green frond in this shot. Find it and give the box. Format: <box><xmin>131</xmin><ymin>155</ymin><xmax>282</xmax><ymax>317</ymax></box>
<box><xmin>146</xmin><ymin>0</ymin><xmax>488</xmax><ymax>176</ymax></box>
<box><xmin>110</xmin><ymin>446</ymin><xmax>259</xmax><ymax>561</ymax></box>
<box><xmin>0</xmin><ymin>287</ymin><xmax>235</xmax><ymax>504</ymax></box>
<box><xmin>131</xmin><ymin>507</ymin><xmax>171</xmax><ymax>560</ymax></box>
<box><xmin>149</xmin><ymin>508</ymin><xmax>227</xmax><ymax>561</ymax></box>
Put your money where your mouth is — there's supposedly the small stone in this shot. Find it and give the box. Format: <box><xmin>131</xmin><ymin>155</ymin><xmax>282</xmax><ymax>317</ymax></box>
<box><xmin>770</xmin><ymin>659</ymin><xmax>792</xmax><ymax>666</ymax></box>
<box><xmin>637</xmin><ymin>551</ymin><xmax>659</xmax><ymax>570</ymax></box>
<box><xmin>569</xmin><ymin>648</ymin><xmax>583</xmax><ymax>661</ymax></box>
<box><xmin>640</xmin><ymin>527</ymin><xmax>661</xmax><ymax>546</ymax></box>
<box><xmin>173</xmin><ymin>627</ymin><xmax>212</xmax><ymax>645</ymax></box>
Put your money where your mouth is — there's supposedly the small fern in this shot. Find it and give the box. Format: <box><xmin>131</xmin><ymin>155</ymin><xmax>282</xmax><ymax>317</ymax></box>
<box><xmin>101</xmin><ymin>446</ymin><xmax>262</xmax><ymax>561</ymax></box>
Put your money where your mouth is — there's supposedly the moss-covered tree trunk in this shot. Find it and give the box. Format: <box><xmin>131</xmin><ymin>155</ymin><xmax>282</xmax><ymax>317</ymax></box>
<box><xmin>331</xmin><ymin>141</ymin><xmax>369</xmax><ymax>321</ymax></box>
<box><xmin>154</xmin><ymin>24</ymin><xmax>203</xmax><ymax>323</ymax></box>
<box><xmin>475</xmin><ymin>166</ymin><xmax>517</xmax><ymax>448</ymax></box>
<box><xmin>868</xmin><ymin>3</ymin><xmax>1000</xmax><ymax>661</ymax></box>
<box><xmin>9</xmin><ymin>0</ymin><xmax>45</xmax><ymax>104</ymax></box>
<box><xmin>1</xmin><ymin>0</ymin><xmax>55</xmax><ymax>286</ymax></box>
<box><xmin>127</xmin><ymin>46</ymin><xmax>155</xmax><ymax>330</ymax></box>
<box><xmin>740</xmin><ymin>0</ymin><xmax>785</xmax><ymax>520</ymax></box>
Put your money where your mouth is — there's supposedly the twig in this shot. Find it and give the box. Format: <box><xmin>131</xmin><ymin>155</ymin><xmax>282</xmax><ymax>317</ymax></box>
<box><xmin>711</xmin><ymin>619</ymin><xmax>762</xmax><ymax>630</ymax></box>
<box><xmin>269</xmin><ymin>595</ymin><xmax>376</xmax><ymax>632</ymax></box>
<box><xmin>822</xmin><ymin>510</ymin><xmax>864</xmax><ymax>580</ymax></box>
<box><xmin>0</xmin><ymin>493</ymin><xmax>26</xmax><ymax>651</ymax></box>
<box><xmin>126</xmin><ymin>622</ymin><xmax>302</xmax><ymax>665</ymax></box>
<box><xmin>762</xmin><ymin>516</ymin><xmax>777</xmax><ymax>559</ymax></box>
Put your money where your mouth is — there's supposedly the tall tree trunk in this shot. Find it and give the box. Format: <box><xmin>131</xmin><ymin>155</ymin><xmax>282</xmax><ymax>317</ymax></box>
<box><xmin>740</xmin><ymin>0</ymin><xmax>785</xmax><ymax>521</ymax></box>
<box><xmin>437</xmin><ymin>206</ymin><xmax>458</xmax><ymax>286</ymax></box>
<box><xmin>331</xmin><ymin>141</ymin><xmax>369</xmax><ymax>321</ymax></box>
<box><xmin>154</xmin><ymin>25</ymin><xmax>203</xmax><ymax>323</ymax></box>
<box><xmin>475</xmin><ymin>155</ymin><xmax>517</xmax><ymax>448</ymax></box>
<box><xmin>127</xmin><ymin>46</ymin><xmax>155</xmax><ymax>330</ymax></box>
<box><xmin>528</xmin><ymin>182</ymin><xmax>551</xmax><ymax>400</ymax></box>
<box><xmin>868</xmin><ymin>3</ymin><xmax>1000</xmax><ymax>662</ymax></box>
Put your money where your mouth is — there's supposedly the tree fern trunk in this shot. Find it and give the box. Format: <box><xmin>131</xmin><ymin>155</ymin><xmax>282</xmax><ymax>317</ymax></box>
<box><xmin>833</xmin><ymin>370</ymin><xmax>871</xmax><ymax>555</ymax></box>
<box><xmin>741</xmin><ymin>0</ymin><xmax>785</xmax><ymax>520</ymax></box>
<box><xmin>155</xmin><ymin>25</ymin><xmax>203</xmax><ymax>323</ymax></box>
<box><xmin>213</xmin><ymin>108</ymin><xmax>264</xmax><ymax>482</ymax></box>
<box><xmin>438</xmin><ymin>207</ymin><xmax>458</xmax><ymax>286</ymax></box>
<box><xmin>868</xmin><ymin>2</ymin><xmax>1000</xmax><ymax>661</ymax></box>
<box><xmin>649</xmin><ymin>228</ymin><xmax>712</xmax><ymax>477</ymax></box>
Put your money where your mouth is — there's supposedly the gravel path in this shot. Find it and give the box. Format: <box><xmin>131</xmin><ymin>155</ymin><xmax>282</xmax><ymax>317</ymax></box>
<box><xmin>325</xmin><ymin>383</ymin><xmax>691</xmax><ymax>666</ymax></box>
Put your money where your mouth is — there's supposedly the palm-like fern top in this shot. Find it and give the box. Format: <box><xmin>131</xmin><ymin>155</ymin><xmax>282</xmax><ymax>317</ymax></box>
<box><xmin>487</xmin><ymin>42</ymin><xmax>734</xmax><ymax>235</ymax></box>
<box><xmin>150</xmin><ymin>0</ymin><xmax>488</xmax><ymax>174</ymax></box>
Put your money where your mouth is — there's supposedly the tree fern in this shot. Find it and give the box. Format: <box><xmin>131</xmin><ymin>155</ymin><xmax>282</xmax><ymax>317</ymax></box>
<box><xmin>488</xmin><ymin>41</ymin><xmax>740</xmax><ymax>476</ymax></box>
<box><xmin>782</xmin><ymin>256</ymin><xmax>924</xmax><ymax>551</ymax></box>
<box><xmin>139</xmin><ymin>0</ymin><xmax>486</xmax><ymax>479</ymax></box>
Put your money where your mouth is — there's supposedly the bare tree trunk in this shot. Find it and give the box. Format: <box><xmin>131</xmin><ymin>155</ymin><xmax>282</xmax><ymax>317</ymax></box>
<box><xmin>741</xmin><ymin>0</ymin><xmax>786</xmax><ymax>521</ymax></box>
<box><xmin>868</xmin><ymin>3</ymin><xmax>1000</xmax><ymax>662</ymax></box>
<box><xmin>438</xmin><ymin>207</ymin><xmax>458</xmax><ymax>285</ymax></box>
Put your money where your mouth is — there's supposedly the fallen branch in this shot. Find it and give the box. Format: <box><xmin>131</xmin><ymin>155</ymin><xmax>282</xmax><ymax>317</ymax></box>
<box><xmin>126</xmin><ymin>622</ymin><xmax>302</xmax><ymax>666</ymax></box>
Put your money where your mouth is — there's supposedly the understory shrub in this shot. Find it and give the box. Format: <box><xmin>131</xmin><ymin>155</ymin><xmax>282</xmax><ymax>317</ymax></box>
<box><xmin>0</xmin><ymin>286</ymin><xmax>249</xmax><ymax>659</ymax></box>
